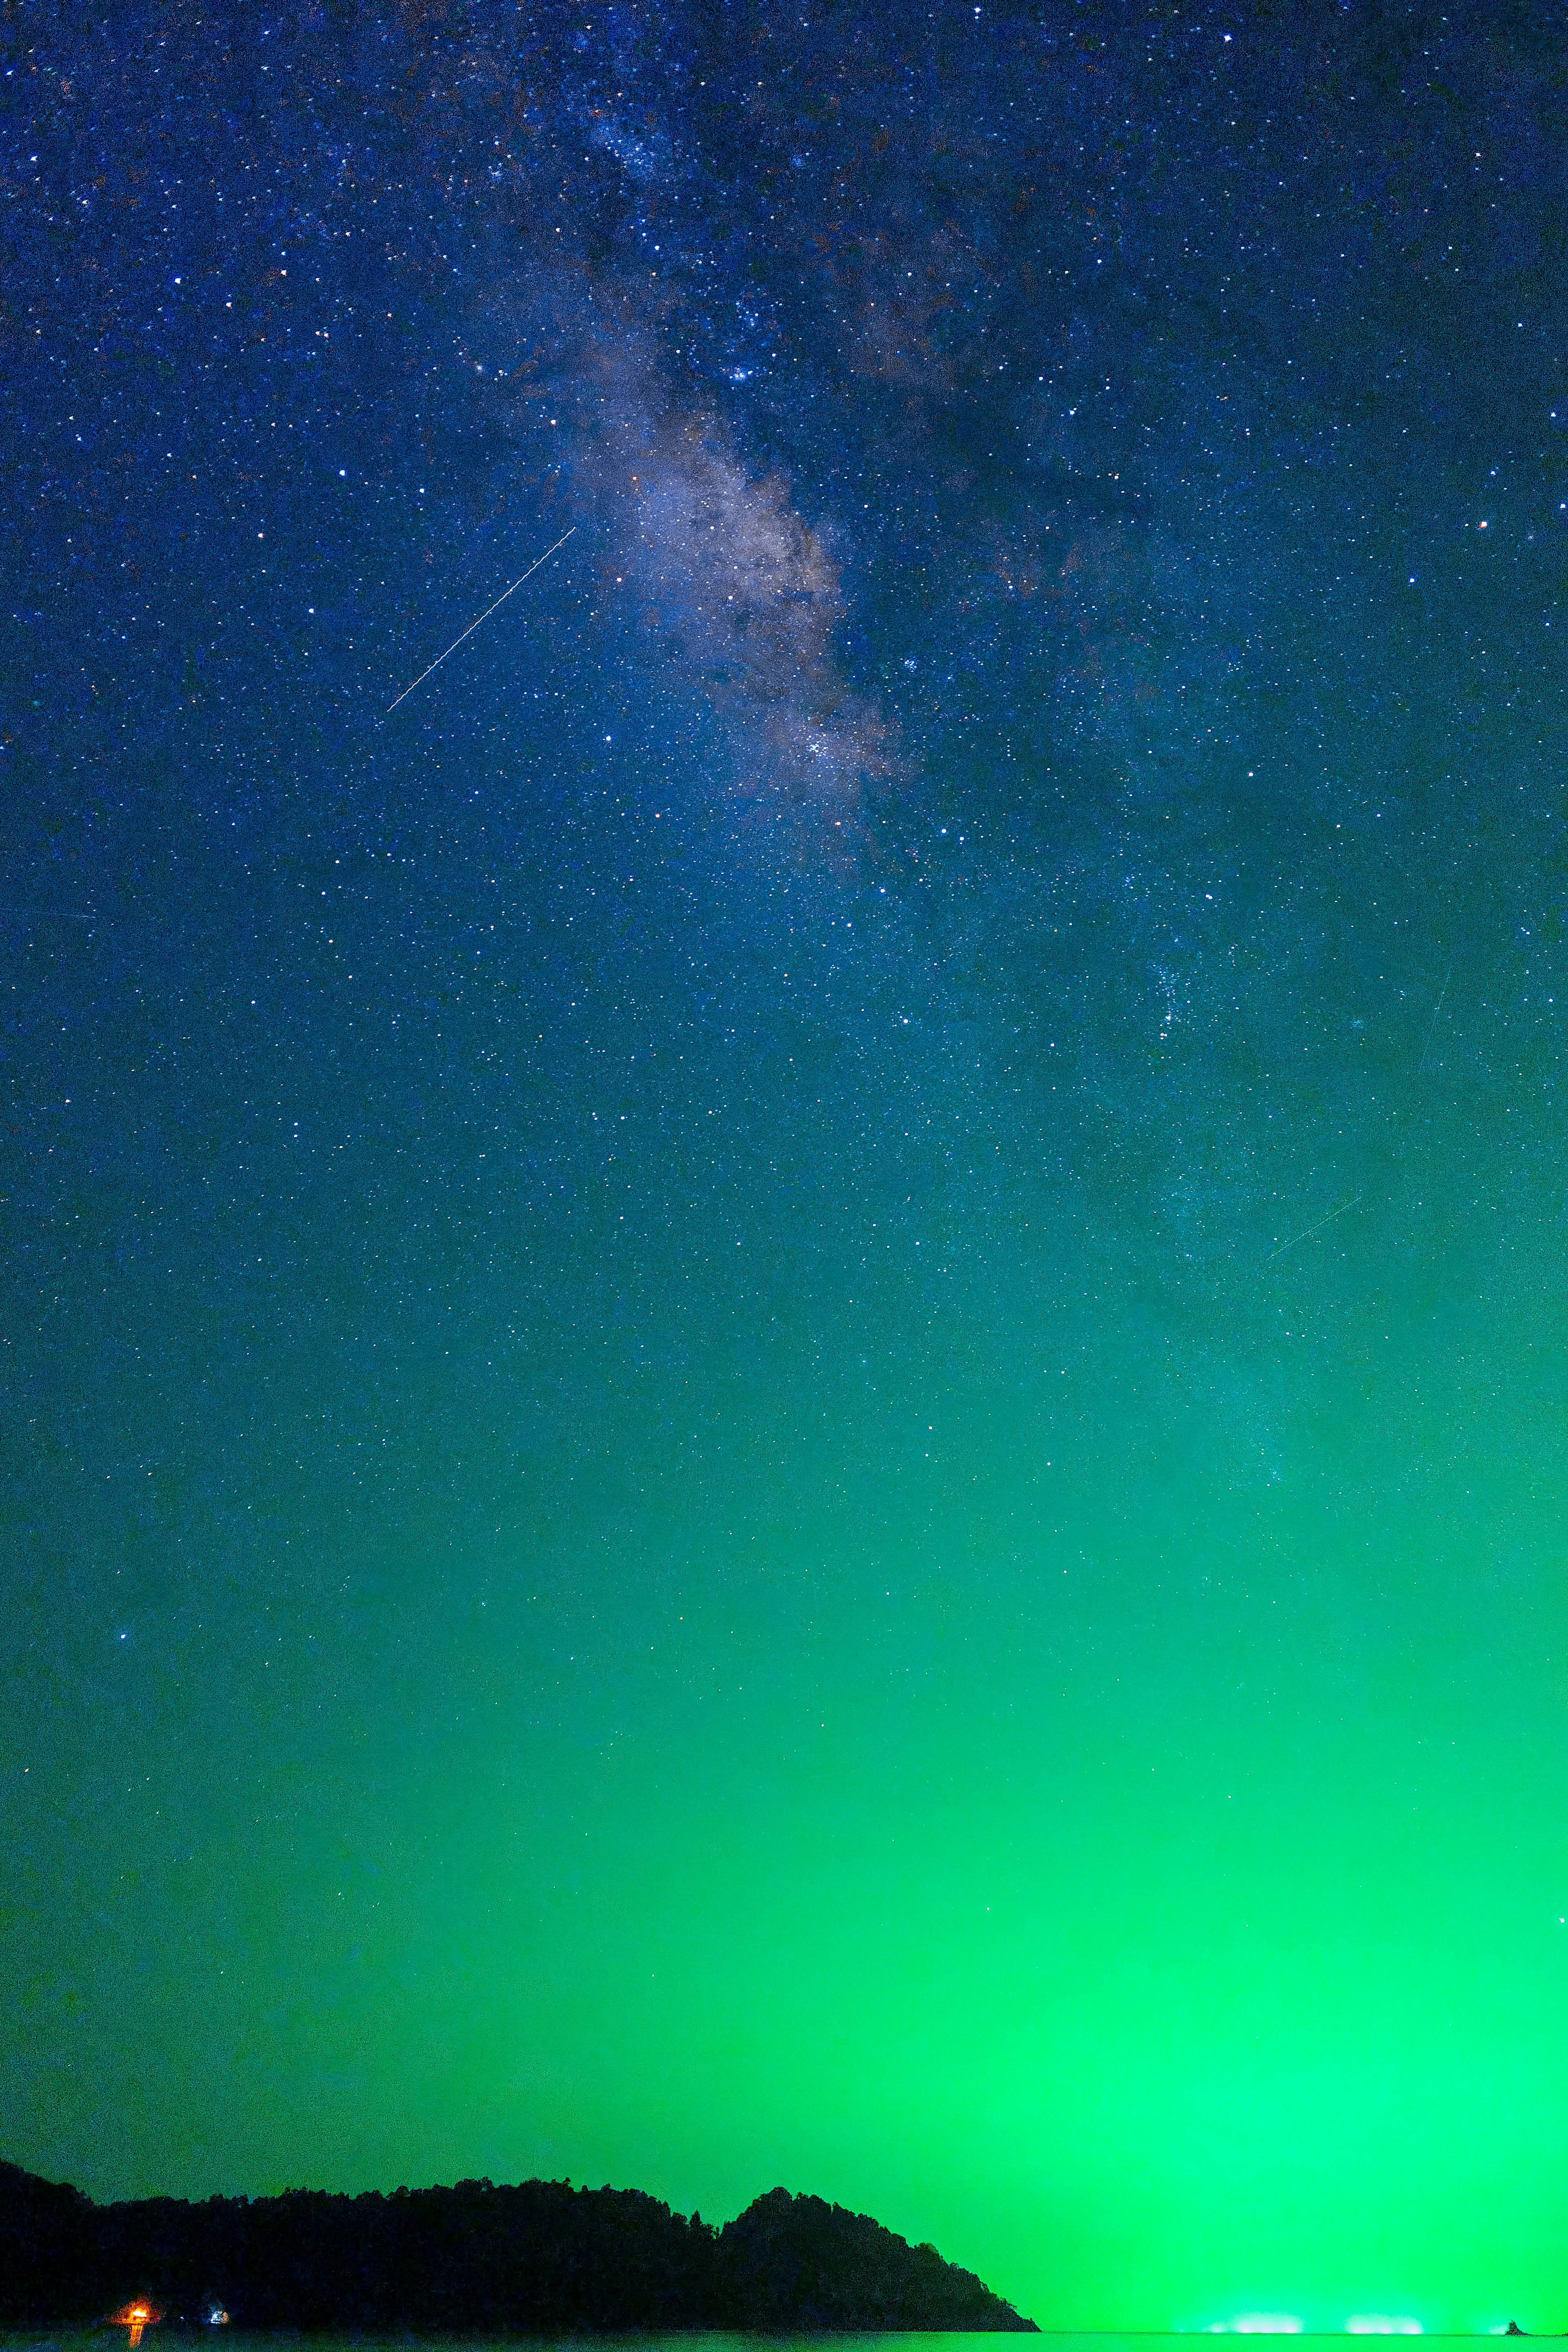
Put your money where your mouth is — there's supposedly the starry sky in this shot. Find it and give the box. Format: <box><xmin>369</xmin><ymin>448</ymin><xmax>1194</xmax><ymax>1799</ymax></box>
<box><xmin>6</xmin><ymin>0</ymin><xmax>1568</xmax><ymax>2331</ymax></box>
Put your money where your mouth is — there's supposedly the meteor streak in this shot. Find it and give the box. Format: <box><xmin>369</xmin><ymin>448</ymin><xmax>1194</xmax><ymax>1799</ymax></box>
<box><xmin>1267</xmin><ymin>1189</ymin><xmax>1364</xmax><ymax>1261</ymax></box>
<box><xmin>386</xmin><ymin>526</ymin><xmax>576</xmax><ymax>711</ymax></box>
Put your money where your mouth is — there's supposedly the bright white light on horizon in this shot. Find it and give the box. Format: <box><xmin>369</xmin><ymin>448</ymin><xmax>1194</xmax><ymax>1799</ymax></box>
<box><xmin>1346</xmin><ymin>2321</ymin><xmax>1422</xmax><ymax>2335</ymax></box>
<box><xmin>1208</xmin><ymin>2319</ymin><xmax>1304</xmax><ymax>2335</ymax></box>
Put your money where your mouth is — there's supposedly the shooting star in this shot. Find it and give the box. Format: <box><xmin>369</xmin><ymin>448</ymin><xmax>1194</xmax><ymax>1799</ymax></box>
<box><xmin>1417</xmin><ymin>950</ymin><xmax>1455</xmax><ymax>1074</ymax></box>
<box><xmin>1267</xmin><ymin>1191</ymin><xmax>1364</xmax><ymax>1262</ymax></box>
<box><xmin>387</xmin><ymin>526</ymin><xmax>576</xmax><ymax>712</ymax></box>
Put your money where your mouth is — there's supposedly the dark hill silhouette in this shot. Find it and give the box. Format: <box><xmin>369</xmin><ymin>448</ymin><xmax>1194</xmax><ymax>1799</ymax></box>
<box><xmin>719</xmin><ymin>2185</ymin><xmax>1031</xmax><ymax>2329</ymax></box>
<box><xmin>0</xmin><ymin>2161</ymin><xmax>98</xmax><ymax>2321</ymax></box>
<box><xmin>0</xmin><ymin>2159</ymin><xmax>1038</xmax><ymax>2330</ymax></box>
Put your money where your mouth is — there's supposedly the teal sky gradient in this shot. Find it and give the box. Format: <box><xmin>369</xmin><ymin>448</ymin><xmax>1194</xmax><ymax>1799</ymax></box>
<box><xmin>7</xmin><ymin>0</ymin><xmax>1568</xmax><ymax>2330</ymax></box>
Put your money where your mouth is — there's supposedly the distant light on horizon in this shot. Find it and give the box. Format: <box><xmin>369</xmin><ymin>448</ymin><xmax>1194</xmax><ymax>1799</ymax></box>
<box><xmin>1210</xmin><ymin>2318</ymin><xmax>1305</xmax><ymax>2334</ymax></box>
<box><xmin>1346</xmin><ymin>2321</ymin><xmax>1423</xmax><ymax>2335</ymax></box>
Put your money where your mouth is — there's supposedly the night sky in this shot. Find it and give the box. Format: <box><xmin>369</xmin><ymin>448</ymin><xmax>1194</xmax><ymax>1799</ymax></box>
<box><xmin>6</xmin><ymin>0</ymin><xmax>1568</xmax><ymax>2332</ymax></box>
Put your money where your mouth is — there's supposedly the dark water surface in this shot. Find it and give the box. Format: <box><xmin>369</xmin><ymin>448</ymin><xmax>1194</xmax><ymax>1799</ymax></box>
<box><xmin>0</xmin><ymin>2336</ymin><xmax>1513</xmax><ymax>2352</ymax></box>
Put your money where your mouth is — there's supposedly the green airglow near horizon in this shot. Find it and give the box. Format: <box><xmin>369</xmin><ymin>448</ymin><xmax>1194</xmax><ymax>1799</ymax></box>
<box><xmin>12</xmin><ymin>1246</ymin><xmax>1568</xmax><ymax>2330</ymax></box>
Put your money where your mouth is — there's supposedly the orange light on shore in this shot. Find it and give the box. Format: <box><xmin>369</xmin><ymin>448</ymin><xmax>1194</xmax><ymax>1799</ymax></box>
<box><xmin>109</xmin><ymin>2300</ymin><xmax>163</xmax><ymax>2347</ymax></box>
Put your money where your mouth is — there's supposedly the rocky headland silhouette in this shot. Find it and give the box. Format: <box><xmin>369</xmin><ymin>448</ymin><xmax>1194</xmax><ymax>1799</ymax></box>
<box><xmin>0</xmin><ymin>2159</ymin><xmax>1038</xmax><ymax>2331</ymax></box>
